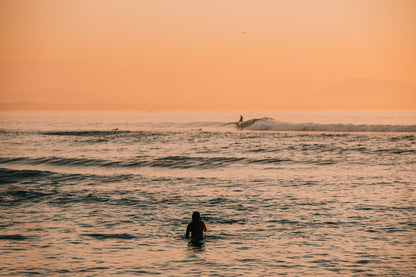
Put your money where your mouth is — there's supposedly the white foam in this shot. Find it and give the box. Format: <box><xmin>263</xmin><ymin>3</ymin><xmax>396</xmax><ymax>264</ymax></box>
<box><xmin>244</xmin><ymin>117</ymin><xmax>416</xmax><ymax>132</ymax></box>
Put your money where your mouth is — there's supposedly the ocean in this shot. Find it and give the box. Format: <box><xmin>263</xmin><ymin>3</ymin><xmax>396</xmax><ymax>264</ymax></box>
<box><xmin>0</xmin><ymin>111</ymin><xmax>415</xmax><ymax>276</ymax></box>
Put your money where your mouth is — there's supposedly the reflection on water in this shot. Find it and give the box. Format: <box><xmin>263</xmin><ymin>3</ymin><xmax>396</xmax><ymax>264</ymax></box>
<box><xmin>188</xmin><ymin>240</ymin><xmax>205</xmax><ymax>252</ymax></box>
<box><xmin>0</xmin><ymin>112</ymin><xmax>415</xmax><ymax>276</ymax></box>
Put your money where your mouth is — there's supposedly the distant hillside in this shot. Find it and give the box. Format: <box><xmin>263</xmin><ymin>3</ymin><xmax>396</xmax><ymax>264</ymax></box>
<box><xmin>313</xmin><ymin>79</ymin><xmax>416</xmax><ymax>110</ymax></box>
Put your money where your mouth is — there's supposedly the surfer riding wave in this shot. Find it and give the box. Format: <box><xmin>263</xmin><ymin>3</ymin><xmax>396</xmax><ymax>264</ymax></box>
<box><xmin>230</xmin><ymin>116</ymin><xmax>416</xmax><ymax>132</ymax></box>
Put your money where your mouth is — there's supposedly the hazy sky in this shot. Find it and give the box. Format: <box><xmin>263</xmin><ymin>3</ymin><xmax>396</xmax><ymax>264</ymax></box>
<box><xmin>1</xmin><ymin>0</ymin><xmax>415</xmax><ymax>110</ymax></box>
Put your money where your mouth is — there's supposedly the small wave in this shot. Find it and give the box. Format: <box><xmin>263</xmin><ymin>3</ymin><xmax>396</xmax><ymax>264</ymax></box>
<box><xmin>239</xmin><ymin>117</ymin><xmax>416</xmax><ymax>132</ymax></box>
<box><xmin>0</xmin><ymin>235</ymin><xmax>27</xmax><ymax>240</ymax></box>
<box><xmin>41</xmin><ymin>130</ymin><xmax>131</xmax><ymax>136</ymax></box>
<box><xmin>147</xmin><ymin>156</ymin><xmax>245</xmax><ymax>169</ymax></box>
<box><xmin>1</xmin><ymin>144</ymin><xmax>413</xmax><ymax>172</ymax></box>
<box><xmin>0</xmin><ymin>156</ymin><xmax>118</xmax><ymax>168</ymax></box>
<box><xmin>0</xmin><ymin>167</ymin><xmax>51</xmax><ymax>184</ymax></box>
<box><xmin>0</xmin><ymin>156</ymin><xmax>248</xmax><ymax>169</ymax></box>
<box><xmin>0</xmin><ymin>167</ymin><xmax>129</xmax><ymax>181</ymax></box>
<box><xmin>81</xmin><ymin>233</ymin><xmax>137</xmax><ymax>240</ymax></box>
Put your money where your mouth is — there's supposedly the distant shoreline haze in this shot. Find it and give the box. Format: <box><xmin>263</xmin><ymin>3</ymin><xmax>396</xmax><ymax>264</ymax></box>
<box><xmin>1</xmin><ymin>79</ymin><xmax>415</xmax><ymax>111</ymax></box>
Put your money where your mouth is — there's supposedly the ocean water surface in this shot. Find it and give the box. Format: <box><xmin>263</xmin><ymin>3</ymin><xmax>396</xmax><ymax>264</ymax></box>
<box><xmin>0</xmin><ymin>111</ymin><xmax>415</xmax><ymax>276</ymax></box>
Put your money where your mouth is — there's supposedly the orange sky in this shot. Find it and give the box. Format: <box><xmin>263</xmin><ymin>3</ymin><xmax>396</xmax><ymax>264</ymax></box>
<box><xmin>1</xmin><ymin>0</ymin><xmax>415</xmax><ymax>110</ymax></box>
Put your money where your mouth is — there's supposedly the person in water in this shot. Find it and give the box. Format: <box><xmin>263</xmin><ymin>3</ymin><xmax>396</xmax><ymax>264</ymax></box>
<box><xmin>185</xmin><ymin>211</ymin><xmax>207</xmax><ymax>241</ymax></box>
<box><xmin>238</xmin><ymin>115</ymin><xmax>243</xmax><ymax>125</ymax></box>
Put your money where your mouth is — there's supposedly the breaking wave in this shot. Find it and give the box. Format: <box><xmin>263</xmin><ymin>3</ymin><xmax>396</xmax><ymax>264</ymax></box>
<box><xmin>239</xmin><ymin>117</ymin><xmax>416</xmax><ymax>132</ymax></box>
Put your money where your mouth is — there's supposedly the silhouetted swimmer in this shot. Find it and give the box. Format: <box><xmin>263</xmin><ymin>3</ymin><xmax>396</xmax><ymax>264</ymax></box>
<box><xmin>186</xmin><ymin>212</ymin><xmax>207</xmax><ymax>244</ymax></box>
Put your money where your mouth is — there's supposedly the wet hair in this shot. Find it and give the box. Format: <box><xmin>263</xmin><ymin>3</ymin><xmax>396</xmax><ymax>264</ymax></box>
<box><xmin>192</xmin><ymin>211</ymin><xmax>202</xmax><ymax>222</ymax></box>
